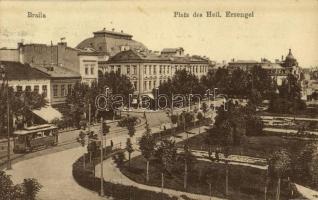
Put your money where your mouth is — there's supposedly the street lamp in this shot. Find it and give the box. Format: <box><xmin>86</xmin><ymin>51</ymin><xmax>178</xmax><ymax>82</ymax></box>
<box><xmin>0</xmin><ymin>63</ymin><xmax>12</xmax><ymax>170</ymax></box>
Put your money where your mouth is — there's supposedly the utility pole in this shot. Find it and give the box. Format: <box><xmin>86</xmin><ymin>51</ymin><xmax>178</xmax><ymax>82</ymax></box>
<box><xmin>7</xmin><ymin>79</ymin><xmax>11</xmax><ymax>170</ymax></box>
<box><xmin>88</xmin><ymin>103</ymin><xmax>92</xmax><ymax>163</ymax></box>
<box><xmin>100</xmin><ymin>117</ymin><xmax>104</xmax><ymax>197</ymax></box>
<box><xmin>0</xmin><ymin>64</ymin><xmax>12</xmax><ymax>170</ymax></box>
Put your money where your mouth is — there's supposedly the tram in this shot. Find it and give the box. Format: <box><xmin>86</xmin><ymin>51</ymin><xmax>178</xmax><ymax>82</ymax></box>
<box><xmin>13</xmin><ymin>124</ymin><xmax>58</xmax><ymax>153</ymax></box>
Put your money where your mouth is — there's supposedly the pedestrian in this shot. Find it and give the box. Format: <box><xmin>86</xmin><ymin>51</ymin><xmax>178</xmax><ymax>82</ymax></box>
<box><xmin>110</xmin><ymin>140</ymin><xmax>114</xmax><ymax>149</ymax></box>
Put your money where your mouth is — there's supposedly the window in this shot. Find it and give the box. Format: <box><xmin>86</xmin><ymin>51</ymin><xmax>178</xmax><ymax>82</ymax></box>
<box><xmin>61</xmin><ymin>85</ymin><xmax>65</xmax><ymax>96</ymax></box>
<box><xmin>25</xmin><ymin>86</ymin><xmax>31</xmax><ymax>92</ymax></box>
<box><xmin>149</xmin><ymin>81</ymin><xmax>152</xmax><ymax>90</ymax></box>
<box><xmin>126</xmin><ymin>65</ymin><xmax>130</xmax><ymax>75</ymax></box>
<box><xmin>154</xmin><ymin>81</ymin><xmax>156</xmax><ymax>87</ymax></box>
<box><xmin>53</xmin><ymin>85</ymin><xmax>58</xmax><ymax>97</ymax></box>
<box><xmin>144</xmin><ymin>81</ymin><xmax>147</xmax><ymax>91</ymax></box>
<box><xmin>67</xmin><ymin>84</ymin><xmax>72</xmax><ymax>95</ymax></box>
<box><xmin>133</xmin><ymin>66</ymin><xmax>137</xmax><ymax>75</ymax></box>
<box><xmin>117</xmin><ymin>66</ymin><xmax>121</xmax><ymax>74</ymax></box>
<box><xmin>159</xmin><ymin>65</ymin><xmax>162</xmax><ymax>74</ymax></box>
<box><xmin>16</xmin><ymin>86</ymin><xmax>22</xmax><ymax>93</ymax></box>
<box><xmin>90</xmin><ymin>66</ymin><xmax>94</xmax><ymax>75</ymax></box>
<box><xmin>85</xmin><ymin>66</ymin><xmax>89</xmax><ymax>75</ymax></box>
<box><xmin>196</xmin><ymin>66</ymin><xmax>198</xmax><ymax>73</ymax></box>
<box><xmin>153</xmin><ymin>65</ymin><xmax>156</xmax><ymax>74</ymax></box>
<box><xmin>42</xmin><ymin>85</ymin><xmax>47</xmax><ymax>97</ymax></box>
<box><xmin>167</xmin><ymin>66</ymin><xmax>170</xmax><ymax>74</ymax></box>
<box><xmin>34</xmin><ymin>85</ymin><xmax>39</xmax><ymax>93</ymax></box>
<box><xmin>144</xmin><ymin>66</ymin><xmax>147</xmax><ymax>75</ymax></box>
<box><xmin>111</xmin><ymin>65</ymin><xmax>114</xmax><ymax>71</ymax></box>
<box><xmin>133</xmin><ymin>81</ymin><xmax>137</xmax><ymax>90</ymax></box>
<box><xmin>149</xmin><ymin>66</ymin><xmax>152</xmax><ymax>75</ymax></box>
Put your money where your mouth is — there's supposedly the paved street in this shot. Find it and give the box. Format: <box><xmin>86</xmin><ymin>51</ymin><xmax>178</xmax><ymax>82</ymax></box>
<box><xmin>5</xmin><ymin>147</ymin><xmax>106</xmax><ymax>200</ymax></box>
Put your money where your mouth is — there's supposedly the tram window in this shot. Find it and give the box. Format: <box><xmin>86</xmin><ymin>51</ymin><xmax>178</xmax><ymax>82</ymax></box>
<box><xmin>17</xmin><ymin>136</ymin><xmax>24</xmax><ymax>143</ymax></box>
<box><xmin>44</xmin><ymin>130</ymin><xmax>50</xmax><ymax>136</ymax></box>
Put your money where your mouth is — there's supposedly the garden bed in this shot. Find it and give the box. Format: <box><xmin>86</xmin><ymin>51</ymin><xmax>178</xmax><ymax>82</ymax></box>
<box><xmin>178</xmin><ymin>133</ymin><xmax>311</xmax><ymax>159</ymax></box>
<box><xmin>120</xmin><ymin>156</ymin><xmax>301</xmax><ymax>200</ymax></box>
<box><xmin>72</xmin><ymin>150</ymin><xmax>179</xmax><ymax>200</ymax></box>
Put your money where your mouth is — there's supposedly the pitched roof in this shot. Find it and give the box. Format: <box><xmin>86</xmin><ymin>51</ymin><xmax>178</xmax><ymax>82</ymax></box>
<box><xmin>33</xmin><ymin>66</ymin><xmax>81</xmax><ymax>79</ymax></box>
<box><xmin>0</xmin><ymin>61</ymin><xmax>50</xmax><ymax>80</ymax></box>
<box><xmin>161</xmin><ymin>48</ymin><xmax>183</xmax><ymax>53</ymax></box>
<box><xmin>108</xmin><ymin>50</ymin><xmax>209</xmax><ymax>64</ymax></box>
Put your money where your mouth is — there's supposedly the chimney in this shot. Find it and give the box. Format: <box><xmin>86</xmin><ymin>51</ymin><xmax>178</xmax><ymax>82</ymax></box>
<box><xmin>103</xmin><ymin>27</ymin><xmax>106</xmax><ymax>31</ymax></box>
<box><xmin>18</xmin><ymin>42</ymin><xmax>24</xmax><ymax>64</ymax></box>
<box><xmin>112</xmin><ymin>28</ymin><xmax>115</xmax><ymax>32</ymax></box>
<box><xmin>121</xmin><ymin>30</ymin><xmax>123</xmax><ymax>33</ymax></box>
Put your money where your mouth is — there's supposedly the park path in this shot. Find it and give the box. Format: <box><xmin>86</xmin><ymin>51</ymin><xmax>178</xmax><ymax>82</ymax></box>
<box><xmin>95</xmin><ymin>126</ymin><xmax>225</xmax><ymax>200</ymax></box>
<box><xmin>5</xmin><ymin>147</ymin><xmax>107</xmax><ymax>200</ymax></box>
<box><xmin>264</xmin><ymin>127</ymin><xmax>318</xmax><ymax>136</ymax></box>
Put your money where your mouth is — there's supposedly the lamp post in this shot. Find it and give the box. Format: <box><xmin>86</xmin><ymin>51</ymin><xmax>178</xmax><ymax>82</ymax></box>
<box><xmin>0</xmin><ymin>64</ymin><xmax>12</xmax><ymax>170</ymax></box>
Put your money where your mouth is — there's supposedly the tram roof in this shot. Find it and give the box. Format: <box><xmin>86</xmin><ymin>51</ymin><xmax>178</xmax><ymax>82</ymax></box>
<box><xmin>14</xmin><ymin>124</ymin><xmax>58</xmax><ymax>135</ymax></box>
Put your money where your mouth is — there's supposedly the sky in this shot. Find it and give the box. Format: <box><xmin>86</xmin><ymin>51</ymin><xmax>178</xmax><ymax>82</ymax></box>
<box><xmin>0</xmin><ymin>0</ymin><xmax>318</xmax><ymax>67</ymax></box>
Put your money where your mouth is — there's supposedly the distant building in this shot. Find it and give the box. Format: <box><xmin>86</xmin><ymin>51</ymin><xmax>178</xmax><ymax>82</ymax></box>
<box><xmin>33</xmin><ymin>65</ymin><xmax>81</xmax><ymax>105</ymax></box>
<box><xmin>76</xmin><ymin>28</ymin><xmax>147</xmax><ymax>57</ymax></box>
<box><xmin>300</xmin><ymin>67</ymin><xmax>318</xmax><ymax>101</ymax></box>
<box><xmin>99</xmin><ymin>49</ymin><xmax>211</xmax><ymax>96</ymax></box>
<box><xmin>228</xmin><ymin>49</ymin><xmax>300</xmax><ymax>86</ymax></box>
<box><xmin>0</xmin><ymin>61</ymin><xmax>51</xmax><ymax>101</ymax></box>
<box><xmin>161</xmin><ymin>47</ymin><xmax>184</xmax><ymax>57</ymax></box>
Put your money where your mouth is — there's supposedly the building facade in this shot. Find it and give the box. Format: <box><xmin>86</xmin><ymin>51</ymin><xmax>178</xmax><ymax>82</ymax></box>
<box><xmin>98</xmin><ymin>49</ymin><xmax>210</xmax><ymax>95</ymax></box>
<box><xmin>0</xmin><ymin>61</ymin><xmax>52</xmax><ymax>103</ymax></box>
<box><xmin>228</xmin><ymin>49</ymin><xmax>300</xmax><ymax>86</ymax></box>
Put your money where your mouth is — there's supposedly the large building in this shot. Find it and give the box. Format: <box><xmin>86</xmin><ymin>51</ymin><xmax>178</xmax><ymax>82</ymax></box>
<box><xmin>98</xmin><ymin>49</ymin><xmax>211</xmax><ymax>96</ymax></box>
<box><xmin>77</xmin><ymin>28</ymin><xmax>147</xmax><ymax>57</ymax></box>
<box><xmin>228</xmin><ymin>49</ymin><xmax>300</xmax><ymax>86</ymax></box>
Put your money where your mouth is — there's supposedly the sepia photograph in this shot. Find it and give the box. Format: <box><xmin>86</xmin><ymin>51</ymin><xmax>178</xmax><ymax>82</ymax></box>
<box><xmin>0</xmin><ymin>0</ymin><xmax>318</xmax><ymax>199</ymax></box>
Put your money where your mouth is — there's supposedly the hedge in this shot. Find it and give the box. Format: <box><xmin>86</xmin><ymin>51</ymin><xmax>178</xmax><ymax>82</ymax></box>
<box><xmin>72</xmin><ymin>151</ymin><xmax>179</xmax><ymax>200</ymax></box>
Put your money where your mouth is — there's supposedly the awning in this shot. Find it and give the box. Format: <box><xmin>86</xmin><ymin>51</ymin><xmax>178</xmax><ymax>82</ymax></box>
<box><xmin>31</xmin><ymin>106</ymin><xmax>63</xmax><ymax>123</ymax></box>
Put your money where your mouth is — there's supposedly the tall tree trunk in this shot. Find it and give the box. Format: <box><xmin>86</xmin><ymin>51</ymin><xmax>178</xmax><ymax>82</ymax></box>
<box><xmin>225</xmin><ymin>161</ymin><xmax>229</xmax><ymax>196</ymax></box>
<box><xmin>129</xmin><ymin>153</ymin><xmax>131</xmax><ymax>168</ymax></box>
<box><xmin>161</xmin><ymin>172</ymin><xmax>164</xmax><ymax>193</ymax></box>
<box><xmin>184</xmin><ymin>159</ymin><xmax>187</xmax><ymax>190</ymax></box>
<box><xmin>276</xmin><ymin>177</ymin><xmax>281</xmax><ymax>200</ymax></box>
<box><xmin>146</xmin><ymin>160</ymin><xmax>149</xmax><ymax>182</ymax></box>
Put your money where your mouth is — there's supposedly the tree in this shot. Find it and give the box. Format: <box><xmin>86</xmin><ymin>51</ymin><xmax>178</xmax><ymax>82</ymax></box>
<box><xmin>139</xmin><ymin>122</ymin><xmax>156</xmax><ymax>182</ymax></box>
<box><xmin>0</xmin><ymin>171</ymin><xmax>42</xmax><ymax>200</ymax></box>
<box><xmin>293</xmin><ymin>144</ymin><xmax>318</xmax><ymax>189</ymax></box>
<box><xmin>22</xmin><ymin>178</ymin><xmax>42</xmax><ymax>200</ymax></box>
<box><xmin>154</xmin><ymin>139</ymin><xmax>177</xmax><ymax>192</ymax></box>
<box><xmin>228</xmin><ymin>68</ymin><xmax>249</xmax><ymax>98</ymax></box>
<box><xmin>0</xmin><ymin>84</ymin><xmax>47</xmax><ymax>134</ymax></box>
<box><xmin>113</xmin><ymin>151</ymin><xmax>126</xmax><ymax>167</ymax></box>
<box><xmin>154</xmin><ymin>69</ymin><xmax>205</xmax><ymax>107</ymax></box>
<box><xmin>66</xmin><ymin>82</ymin><xmax>89</xmax><ymax>128</ymax></box>
<box><xmin>180</xmin><ymin>143</ymin><xmax>197</xmax><ymax>191</ymax></box>
<box><xmin>101</xmin><ymin>71</ymin><xmax>134</xmax><ymax>105</ymax></box>
<box><xmin>269</xmin><ymin>74</ymin><xmax>306</xmax><ymax>114</ymax></box>
<box><xmin>201</xmin><ymin>102</ymin><xmax>208</xmax><ymax>118</ymax></box>
<box><xmin>126</xmin><ymin>138</ymin><xmax>134</xmax><ymax>168</ymax></box>
<box><xmin>197</xmin><ymin>112</ymin><xmax>204</xmax><ymax>133</ymax></box>
<box><xmin>268</xmin><ymin>149</ymin><xmax>291</xmax><ymax>200</ymax></box>
<box><xmin>118</xmin><ymin>115</ymin><xmax>137</xmax><ymax>137</ymax></box>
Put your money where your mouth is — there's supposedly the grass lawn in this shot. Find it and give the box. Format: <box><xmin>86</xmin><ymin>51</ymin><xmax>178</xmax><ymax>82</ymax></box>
<box><xmin>178</xmin><ymin>132</ymin><xmax>312</xmax><ymax>158</ymax></box>
<box><xmin>121</xmin><ymin>156</ymin><xmax>295</xmax><ymax>200</ymax></box>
